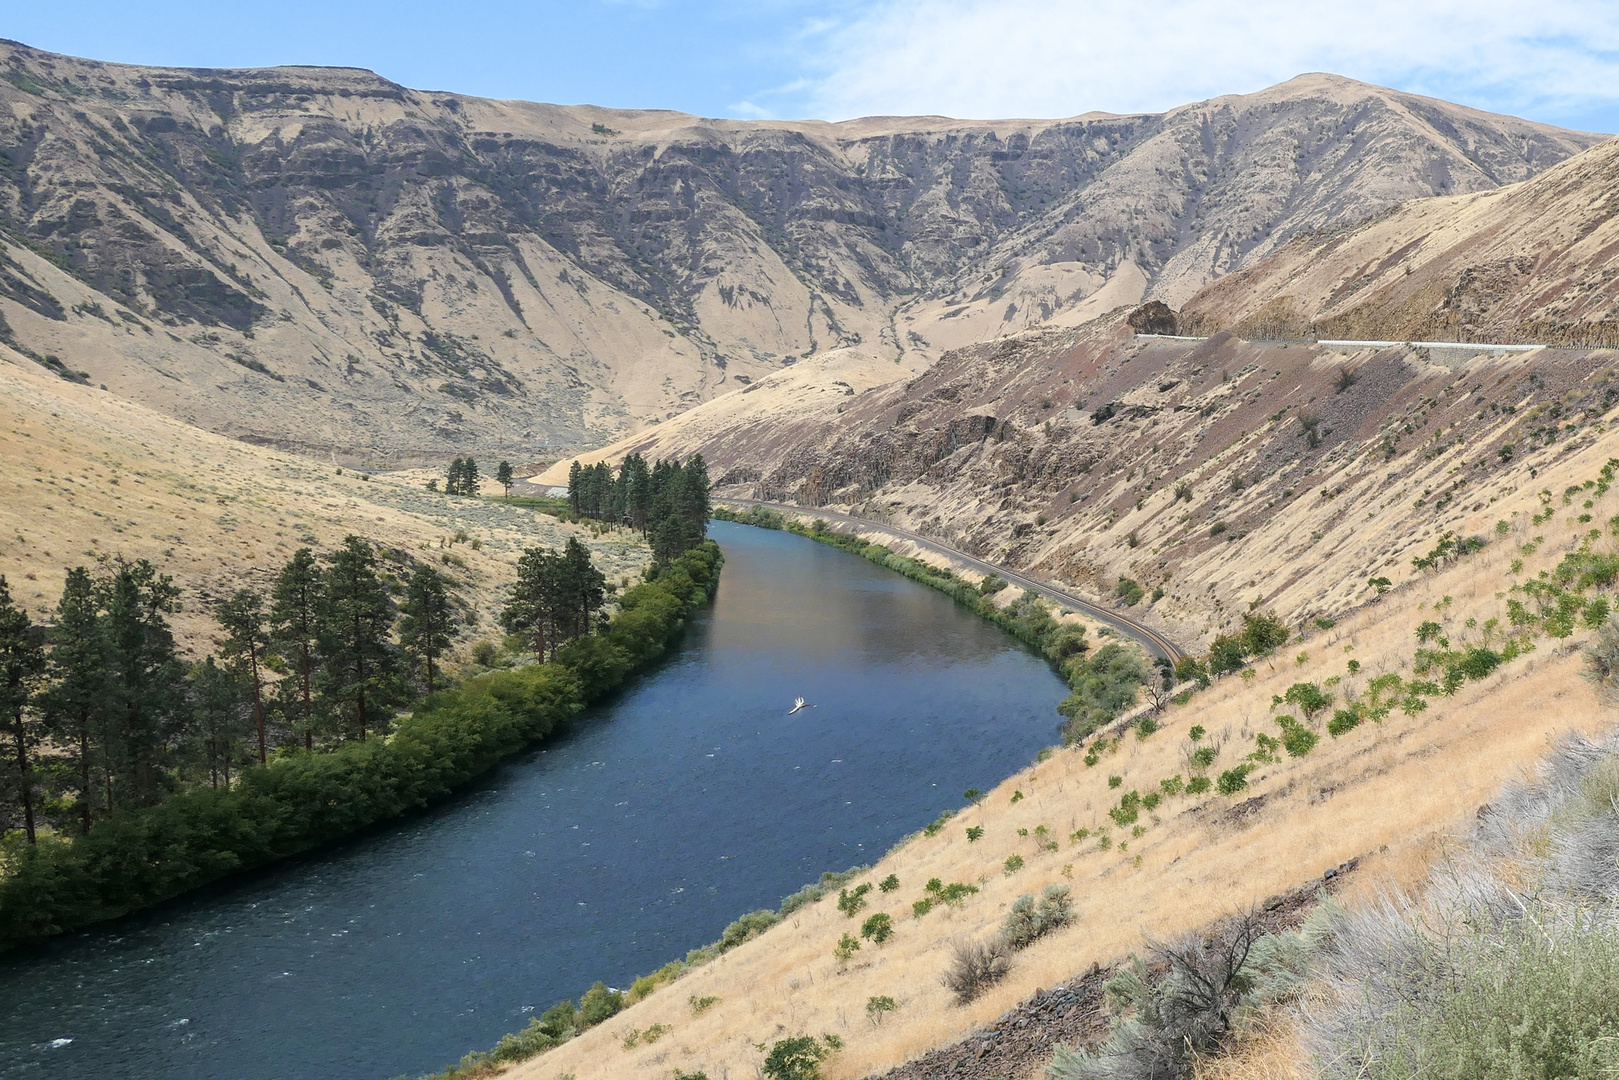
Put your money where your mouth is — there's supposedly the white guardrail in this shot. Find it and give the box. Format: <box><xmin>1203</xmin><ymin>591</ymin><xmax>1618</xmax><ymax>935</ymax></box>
<box><xmin>1137</xmin><ymin>333</ymin><xmax>1545</xmax><ymax>352</ymax></box>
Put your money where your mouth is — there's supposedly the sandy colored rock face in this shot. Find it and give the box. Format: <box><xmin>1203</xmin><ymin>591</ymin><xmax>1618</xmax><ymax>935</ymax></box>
<box><xmin>0</xmin><ymin>45</ymin><xmax>1598</xmax><ymax>463</ymax></box>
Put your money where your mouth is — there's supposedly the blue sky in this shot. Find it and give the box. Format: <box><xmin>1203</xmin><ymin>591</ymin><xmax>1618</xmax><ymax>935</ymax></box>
<box><xmin>7</xmin><ymin>0</ymin><xmax>1618</xmax><ymax>132</ymax></box>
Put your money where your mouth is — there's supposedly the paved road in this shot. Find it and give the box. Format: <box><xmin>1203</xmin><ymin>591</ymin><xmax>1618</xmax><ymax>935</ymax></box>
<box><xmin>1136</xmin><ymin>333</ymin><xmax>1544</xmax><ymax>352</ymax></box>
<box><xmin>718</xmin><ymin>499</ymin><xmax>1187</xmax><ymax>663</ymax></box>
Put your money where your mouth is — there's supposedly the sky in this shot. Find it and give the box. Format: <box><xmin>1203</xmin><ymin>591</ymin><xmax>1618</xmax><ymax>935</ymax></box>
<box><xmin>6</xmin><ymin>0</ymin><xmax>1618</xmax><ymax>133</ymax></box>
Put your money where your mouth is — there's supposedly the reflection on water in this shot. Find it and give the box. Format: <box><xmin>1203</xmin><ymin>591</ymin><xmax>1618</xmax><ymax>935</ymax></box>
<box><xmin>0</xmin><ymin>521</ymin><xmax>1069</xmax><ymax>1080</ymax></box>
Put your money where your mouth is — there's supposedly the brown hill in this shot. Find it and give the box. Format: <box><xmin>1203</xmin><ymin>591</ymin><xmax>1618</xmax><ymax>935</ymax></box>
<box><xmin>0</xmin><ymin>43</ymin><xmax>1599</xmax><ymax>462</ymax></box>
<box><xmin>544</xmin><ymin>313</ymin><xmax>1619</xmax><ymax>651</ymax></box>
<box><xmin>1179</xmin><ymin>135</ymin><xmax>1619</xmax><ymax>346</ymax></box>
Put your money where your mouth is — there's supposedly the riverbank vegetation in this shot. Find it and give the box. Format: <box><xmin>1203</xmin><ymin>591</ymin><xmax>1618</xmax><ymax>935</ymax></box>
<box><xmin>0</xmin><ymin>538</ymin><xmax>723</xmax><ymax>946</ymax></box>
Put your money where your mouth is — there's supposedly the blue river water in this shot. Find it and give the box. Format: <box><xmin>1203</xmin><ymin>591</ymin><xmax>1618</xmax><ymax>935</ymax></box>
<box><xmin>0</xmin><ymin>520</ymin><xmax>1070</xmax><ymax>1080</ymax></box>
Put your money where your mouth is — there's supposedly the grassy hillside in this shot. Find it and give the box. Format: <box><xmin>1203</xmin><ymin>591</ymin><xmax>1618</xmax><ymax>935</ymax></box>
<box><xmin>488</xmin><ymin>415</ymin><xmax>1619</xmax><ymax>1079</ymax></box>
<box><xmin>0</xmin><ymin>344</ymin><xmax>648</xmax><ymax>655</ymax></box>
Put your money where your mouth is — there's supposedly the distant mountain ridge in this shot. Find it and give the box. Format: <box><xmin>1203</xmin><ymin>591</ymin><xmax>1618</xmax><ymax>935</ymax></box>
<box><xmin>0</xmin><ymin>42</ymin><xmax>1602</xmax><ymax>461</ymax></box>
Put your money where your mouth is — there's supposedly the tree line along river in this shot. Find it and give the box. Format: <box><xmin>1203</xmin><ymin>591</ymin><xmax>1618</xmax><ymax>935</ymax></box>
<box><xmin>0</xmin><ymin>520</ymin><xmax>1071</xmax><ymax>1080</ymax></box>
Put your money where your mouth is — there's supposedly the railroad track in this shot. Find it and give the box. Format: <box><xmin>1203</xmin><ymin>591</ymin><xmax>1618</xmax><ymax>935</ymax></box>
<box><xmin>717</xmin><ymin>499</ymin><xmax>1187</xmax><ymax>664</ymax></box>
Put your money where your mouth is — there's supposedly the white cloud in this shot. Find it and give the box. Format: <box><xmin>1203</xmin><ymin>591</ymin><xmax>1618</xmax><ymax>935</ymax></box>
<box><xmin>728</xmin><ymin>99</ymin><xmax>776</xmax><ymax>119</ymax></box>
<box><xmin>791</xmin><ymin>0</ymin><xmax>1619</xmax><ymax>128</ymax></box>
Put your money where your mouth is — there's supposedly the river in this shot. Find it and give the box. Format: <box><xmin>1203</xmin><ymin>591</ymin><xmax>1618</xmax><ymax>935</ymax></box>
<box><xmin>0</xmin><ymin>520</ymin><xmax>1071</xmax><ymax>1080</ymax></box>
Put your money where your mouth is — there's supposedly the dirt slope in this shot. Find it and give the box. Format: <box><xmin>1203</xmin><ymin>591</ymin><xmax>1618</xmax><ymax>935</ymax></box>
<box><xmin>0</xmin><ymin>43</ymin><xmax>1599</xmax><ymax>461</ymax></box>
<box><xmin>1180</xmin><ymin>135</ymin><xmax>1619</xmax><ymax>346</ymax></box>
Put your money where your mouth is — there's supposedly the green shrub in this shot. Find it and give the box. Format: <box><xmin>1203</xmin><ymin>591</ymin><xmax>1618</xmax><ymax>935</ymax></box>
<box><xmin>689</xmin><ymin>994</ymin><xmax>719</xmax><ymax>1016</ymax></box>
<box><xmin>860</xmin><ymin>912</ymin><xmax>894</xmax><ymax>944</ymax></box>
<box><xmin>1190</xmin><ymin>746</ymin><xmax>1217</xmax><ymax>770</ymax></box>
<box><xmin>1276</xmin><ymin>716</ymin><xmax>1318</xmax><ymax>758</ymax></box>
<box><xmin>578</xmin><ymin>982</ymin><xmax>625</xmax><ymax>1027</ymax></box>
<box><xmin>865</xmin><ymin>995</ymin><xmax>898</xmax><ymax>1025</ymax></box>
<box><xmin>836</xmin><ymin>884</ymin><xmax>871</xmax><ymax>917</ymax></box>
<box><xmin>1004</xmin><ymin>854</ymin><xmax>1026</xmax><ymax>874</ymax></box>
<box><xmin>1116</xmin><ymin>578</ymin><xmax>1146</xmax><ymax>606</ymax></box>
<box><xmin>1187</xmin><ymin>776</ymin><xmax>1212</xmax><ymax>795</ymax></box>
<box><xmin>1160</xmin><ymin>775</ymin><xmax>1184</xmax><ymax>796</ymax></box>
<box><xmin>1328</xmin><ymin>708</ymin><xmax>1362</xmax><ymax>737</ymax></box>
<box><xmin>1284</xmin><ymin>681</ymin><xmax>1333</xmax><ymax>721</ymax></box>
<box><xmin>1110</xmin><ymin>791</ymin><xmax>1143</xmax><ymax>827</ymax></box>
<box><xmin>922</xmin><ymin>809</ymin><xmax>955</xmax><ymax>836</ymax></box>
<box><xmin>834</xmin><ymin>932</ymin><xmax>861</xmax><ymax>963</ymax></box>
<box><xmin>720</xmin><ymin>909</ymin><xmax>779</xmax><ymax>949</ymax></box>
<box><xmin>912</xmin><ymin>898</ymin><xmax>934</xmax><ymax>918</ymax></box>
<box><xmin>1216</xmin><ymin>765</ymin><xmax>1252</xmax><ymax>795</ymax></box>
<box><xmin>939</xmin><ymin>882</ymin><xmax>978</xmax><ymax>907</ymax></box>
<box><xmin>966</xmin><ymin>825</ymin><xmax>984</xmax><ymax>842</ymax></box>
<box><xmin>779</xmin><ymin>866</ymin><xmax>868</xmax><ymax>916</ymax></box>
<box><xmin>762</xmin><ymin>1034</ymin><xmax>841</xmax><ymax>1080</ymax></box>
<box><xmin>1058</xmin><ymin>643</ymin><xmax>1150</xmax><ymax>742</ymax></box>
<box><xmin>878</xmin><ymin>874</ymin><xmax>899</xmax><ymax>892</ymax></box>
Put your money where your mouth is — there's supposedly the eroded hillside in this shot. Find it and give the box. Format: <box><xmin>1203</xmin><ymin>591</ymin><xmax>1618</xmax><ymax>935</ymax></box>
<box><xmin>0</xmin><ymin>42</ymin><xmax>1599</xmax><ymax>461</ymax></box>
<box><xmin>1180</xmin><ymin>135</ymin><xmax>1619</xmax><ymax>346</ymax></box>
<box><xmin>540</xmin><ymin>311</ymin><xmax>1619</xmax><ymax>654</ymax></box>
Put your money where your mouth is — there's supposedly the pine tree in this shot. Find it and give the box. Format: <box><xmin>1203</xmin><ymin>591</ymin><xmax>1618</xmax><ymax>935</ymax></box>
<box><xmin>100</xmin><ymin>559</ymin><xmax>185</xmax><ymax>808</ymax></box>
<box><xmin>269</xmin><ymin>548</ymin><xmax>322</xmax><ymax>750</ymax></box>
<box><xmin>593</xmin><ymin>462</ymin><xmax>614</xmax><ymax>519</ymax></box>
<box><xmin>560</xmin><ymin>537</ymin><xmax>607</xmax><ymax>639</ymax></box>
<box><xmin>446</xmin><ymin>457</ymin><xmax>465</xmax><ymax>496</ymax></box>
<box><xmin>496</xmin><ymin>461</ymin><xmax>514</xmax><ymax>501</ymax></box>
<box><xmin>189</xmin><ymin>656</ymin><xmax>246</xmax><ymax>790</ymax></box>
<box><xmin>461</xmin><ymin>457</ymin><xmax>481</xmax><ymax>496</ymax></box>
<box><xmin>217</xmin><ymin>589</ymin><xmax>271</xmax><ymax>764</ymax></box>
<box><xmin>682</xmin><ymin>453</ymin><xmax>712</xmax><ymax>541</ymax></box>
<box><xmin>38</xmin><ymin>567</ymin><xmax>108</xmax><ymax>833</ymax></box>
<box><xmin>502</xmin><ymin>546</ymin><xmax>565</xmax><ymax>659</ymax></box>
<box><xmin>0</xmin><ymin>577</ymin><xmax>45</xmax><ymax>843</ymax></box>
<box><xmin>315</xmin><ymin>537</ymin><xmax>403</xmax><ymax>741</ymax></box>
<box><xmin>400</xmin><ymin>563</ymin><xmax>454</xmax><ymax>693</ymax></box>
<box><xmin>567</xmin><ymin>460</ymin><xmax>583</xmax><ymax>517</ymax></box>
<box><xmin>622</xmin><ymin>454</ymin><xmax>652</xmax><ymax>533</ymax></box>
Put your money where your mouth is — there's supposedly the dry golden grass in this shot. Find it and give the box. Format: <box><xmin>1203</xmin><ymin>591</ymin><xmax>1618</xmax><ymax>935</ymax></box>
<box><xmin>0</xmin><ymin>353</ymin><xmax>648</xmax><ymax>656</ymax></box>
<box><xmin>507</xmin><ymin>426</ymin><xmax>1619</xmax><ymax>1080</ymax></box>
<box><xmin>1190</xmin><ymin>1010</ymin><xmax>1309</xmax><ymax>1080</ymax></box>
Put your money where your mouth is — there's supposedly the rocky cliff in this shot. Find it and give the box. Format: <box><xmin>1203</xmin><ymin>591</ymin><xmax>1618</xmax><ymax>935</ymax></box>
<box><xmin>0</xmin><ymin>42</ymin><xmax>1599</xmax><ymax>461</ymax></box>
